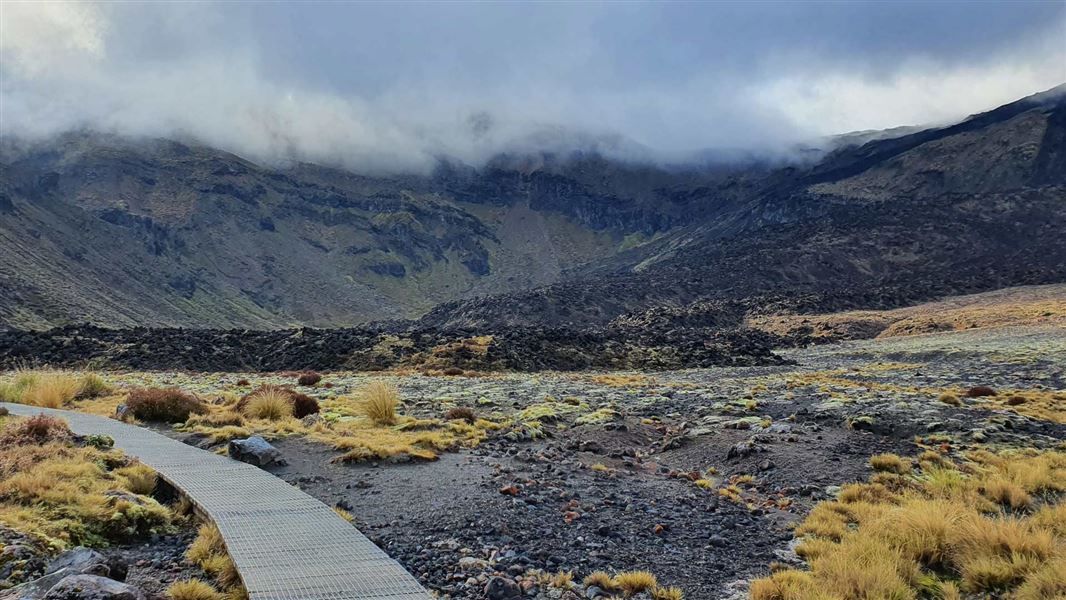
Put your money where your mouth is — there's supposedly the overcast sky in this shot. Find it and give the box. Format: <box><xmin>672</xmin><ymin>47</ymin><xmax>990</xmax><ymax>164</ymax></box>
<box><xmin>2</xmin><ymin>1</ymin><xmax>1064</xmax><ymax>172</ymax></box>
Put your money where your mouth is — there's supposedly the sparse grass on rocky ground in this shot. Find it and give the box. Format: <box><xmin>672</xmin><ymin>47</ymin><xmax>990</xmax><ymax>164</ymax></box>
<box><xmin>750</xmin><ymin>449</ymin><xmax>1066</xmax><ymax>600</ymax></box>
<box><xmin>1</xmin><ymin>323</ymin><xmax>1063</xmax><ymax>598</ymax></box>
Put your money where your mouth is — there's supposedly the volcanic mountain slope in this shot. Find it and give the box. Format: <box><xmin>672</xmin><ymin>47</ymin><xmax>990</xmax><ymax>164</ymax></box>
<box><xmin>419</xmin><ymin>85</ymin><xmax>1066</xmax><ymax>330</ymax></box>
<box><xmin>0</xmin><ymin>135</ymin><xmax>734</xmax><ymax>329</ymax></box>
<box><xmin>1</xmin><ymin>85</ymin><xmax>1064</xmax><ymax>331</ymax></box>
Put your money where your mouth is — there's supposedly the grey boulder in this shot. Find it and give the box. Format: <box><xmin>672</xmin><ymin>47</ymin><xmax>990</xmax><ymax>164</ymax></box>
<box><xmin>228</xmin><ymin>436</ymin><xmax>283</xmax><ymax>467</ymax></box>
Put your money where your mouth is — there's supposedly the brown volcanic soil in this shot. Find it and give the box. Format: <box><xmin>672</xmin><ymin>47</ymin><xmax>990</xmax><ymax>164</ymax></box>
<box><xmin>747</xmin><ymin>283</ymin><xmax>1066</xmax><ymax>344</ymax></box>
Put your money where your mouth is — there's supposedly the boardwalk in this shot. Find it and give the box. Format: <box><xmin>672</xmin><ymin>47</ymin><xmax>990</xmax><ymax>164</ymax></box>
<box><xmin>1</xmin><ymin>403</ymin><xmax>431</xmax><ymax>600</ymax></box>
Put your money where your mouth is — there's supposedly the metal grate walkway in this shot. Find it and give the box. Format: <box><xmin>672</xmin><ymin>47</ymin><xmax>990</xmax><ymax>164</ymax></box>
<box><xmin>1</xmin><ymin>403</ymin><xmax>431</xmax><ymax>600</ymax></box>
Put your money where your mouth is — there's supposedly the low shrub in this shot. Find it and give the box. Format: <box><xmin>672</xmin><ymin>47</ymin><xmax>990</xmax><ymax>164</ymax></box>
<box><xmin>290</xmin><ymin>392</ymin><xmax>320</xmax><ymax>419</ymax></box>
<box><xmin>0</xmin><ymin>414</ymin><xmax>73</xmax><ymax>446</ymax></box>
<box><xmin>965</xmin><ymin>386</ymin><xmax>997</xmax><ymax>397</ymax></box>
<box><xmin>444</xmin><ymin>407</ymin><xmax>476</xmax><ymax>423</ymax></box>
<box><xmin>297</xmin><ymin>372</ymin><xmax>322</xmax><ymax>386</ymax></box>
<box><xmin>126</xmin><ymin>388</ymin><xmax>209</xmax><ymax>423</ymax></box>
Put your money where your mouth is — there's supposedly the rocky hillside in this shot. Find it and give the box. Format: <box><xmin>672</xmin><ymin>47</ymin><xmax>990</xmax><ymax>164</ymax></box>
<box><xmin>1</xmin><ymin>85</ymin><xmax>1063</xmax><ymax>331</ymax></box>
<box><xmin>0</xmin><ymin>136</ymin><xmax>728</xmax><ymax>329</ymax></box>
<box><xmin>419</xmin><ymin>85</ymin><xmax>1066</xmax><ymax>330</ymax></box>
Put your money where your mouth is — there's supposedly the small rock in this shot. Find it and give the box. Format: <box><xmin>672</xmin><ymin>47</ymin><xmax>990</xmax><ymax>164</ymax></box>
<box><xmin>42</xmin><ymin>574</ymin><xmax>145</xmax><ymax>600</ymax></box>
<box><xmin>227</xmin><ymin>436</ymin><xmax>283</xmax><ymax>467</ymax></box>
<box><xmin>485</xmin><ymin>576</ymin><xmax>522</xmax><ymax>600</ymax></box>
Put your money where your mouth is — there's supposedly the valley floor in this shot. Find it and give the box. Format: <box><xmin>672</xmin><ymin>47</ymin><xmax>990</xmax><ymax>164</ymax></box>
<box><xmin>2</xmin><ymin>323</ymin><xmax>1064</xmax><ymax>599</ymax></box>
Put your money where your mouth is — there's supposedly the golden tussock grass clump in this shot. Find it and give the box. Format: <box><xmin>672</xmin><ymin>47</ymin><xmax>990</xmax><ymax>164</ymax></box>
<box><xmin>869</xmin><ymin>453</ymin><xmax>910</xmax><ymax>474</ymax></box>
<box><xmin>612</xmin><ymin>571</ymin><xmax>658</xmax><ymax>595</ymax></box>
<box><xmin>2</xmin><ymin>370</ymin><xmax>111</xmax><ymax>408</ymax></box>
<box><xmin>114</xmin><ymin>463</ymin><xmax>158</xmax><ymax>495</ymax></box>
<box><xmin>243</xmin><ymin>387</ymin><xmax>293</xmax><ymax>421</ymax></box>
<box><xmin>166</xmin><ymin>579</ymin><xmax>225</xmax><ymax>600</ymax></box>
<box><xmin>359</xmin><ymin>380</ymin><xmax>399</xmax><ymax>426</ymax></box>
<box><xmin>749</xmin><ymin>450</ymin><xmax>1066</xmax><ymax>600</ymax></box>
<box><xmin>651</xmin><ymin>586</ymin><xmax>684</xmax><ymax>600</ymax></box>
<box><xmin>186</xmin><ymin>523</ymin><xmax>245</xmax><ymax>595</ymax></box>
<box><xmin>583</xmin><ymin>571</ymin><xmax>615</xmax><ymax>591</ymax></box>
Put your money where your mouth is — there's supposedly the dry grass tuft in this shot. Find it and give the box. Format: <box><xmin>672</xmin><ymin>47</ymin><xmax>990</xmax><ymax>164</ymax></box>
<box><xmin>115</xmin><ymin>463</ymin><xmax>157</xmax><ymax>495</ymax></box>
<box><xmin>652</xmin><ymin>586</ymin><xmax>684</xmax><ymax>600</ymax></box>
<box><xmin>166</xmin><ymin>579</ymin><xmax>225</xmax><ymax>600</ymax></box>
<box><xmin>613</xmin><ymin>571</ymin><xmax>658</xmax><ymax>595</ymax></box>
<box><xmin>1</xmin><ymin>370</ymin><xmax>111</xmax><ymax>408</ymax></box>
<box><xmin>243</xmin><ymin>387</ymin><xmax>293</xmax><ymax>421</ymax></box>
<box><xmin>360</xmin><ymin>380</ymin><xmax>399</xmax><ymax>426</ymax></box>
<box><xmin>186</xmin><ymin>522</ymin><xmax>246</xmax><ymax>595</ymax></box>
<box><xmin>749</xmin><ymin>450</ymin><xmax>1066</xmax><ymax>600</ymax></box>
<box><xmin>584</xmin><ymin>571</ymin><xmax>615</xmax><ymax>591</ymax></box>
<box><xmin>0</xmin><ymin>416</ymin><xmax>171</xmax><ymax>548</ymax></box>
<box><xmin>869</xmin><ymin>453</ymin><xmax>910</xmax><ymax>474</ymax></box>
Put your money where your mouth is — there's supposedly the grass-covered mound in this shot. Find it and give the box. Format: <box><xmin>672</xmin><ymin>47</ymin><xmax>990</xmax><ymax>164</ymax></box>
<box><xmin>0</xmin><ymin>414</ymin><xmax>172</xmax><ymax>550</ymax></box>
<box><xmin>750</xmin><ymin>450</ymin><xmax>1066</xmax><ymax>600</ymax></box>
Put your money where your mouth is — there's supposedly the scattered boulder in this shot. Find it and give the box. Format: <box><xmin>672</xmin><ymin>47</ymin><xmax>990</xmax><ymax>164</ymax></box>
<box><xmin>43</xmin><ymin>549</ymin><xmax>124</xmax><ymax>581</ymax></box>
<box><xmin>228</xmin><ymin>436</ymin><xmax>283</xmax><ymax>467</ymax></box>
<box><xmin>42</xmin><ymin>574</ymin><xmax>145</xmax><ymax>600</ymax></box>
<box><xmin>485</xmin><ymin>576</ymin><xmax>521</xmax><ymax>600</ymax></box>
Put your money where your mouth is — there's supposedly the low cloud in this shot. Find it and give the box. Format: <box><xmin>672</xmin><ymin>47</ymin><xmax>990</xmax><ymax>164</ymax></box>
<box><xmin>2</xmin><ymin>2</ymin><xmax>1063</xmax><ymax>173</ymax></box>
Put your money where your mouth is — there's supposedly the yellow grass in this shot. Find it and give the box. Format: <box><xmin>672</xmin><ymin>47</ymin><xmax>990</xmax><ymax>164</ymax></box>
<box><xmin>186</xmin><ymin>523</ymin><xmax>245</xmax><ymax>595</ymax></box>
<box><xmin>359</xmin><ymin>380</ymin><xmax>400</xmax><ymax>425</ymax></box>
<box><xmin>167</xmin><ymin>580</ymin><xmax>225</xmax><ymax>600</ymax></box>
<box><xmin>2</xmin><ymin>370</ymin><xmax>111</xmax><ymax>408</ymax></box>
<box><xmin>749</xmin><ymin>450</ymin><xmax>1066</xmax><ymax>600</ymax></box>
<box><xmin>613</xmin><ymin>571</ymin><xmax>658</xmax><ymax>595</ymax></box>
<box><xmin>243</xmin><ymin>388</ymin><xmax>293</xmax><ymax>421</ymax></box>
<box><xmin>0</xmin><ymin>417</ymin><xmax>171</xmax><ymax>549</ymax></box>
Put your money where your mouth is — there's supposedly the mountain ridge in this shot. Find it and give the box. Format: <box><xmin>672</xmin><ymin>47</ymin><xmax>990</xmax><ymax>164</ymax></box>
<box><xmin>1</xmin><ymin>85</ymin><xmax>1064</xmax><ymax>331</ymax></box>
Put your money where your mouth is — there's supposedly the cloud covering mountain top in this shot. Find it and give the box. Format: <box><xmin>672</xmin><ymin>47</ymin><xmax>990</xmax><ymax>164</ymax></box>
<box><xmin>2</xmin><ymin>1</ymin><xmax>1063</xmax><ymax>173</ymax></box>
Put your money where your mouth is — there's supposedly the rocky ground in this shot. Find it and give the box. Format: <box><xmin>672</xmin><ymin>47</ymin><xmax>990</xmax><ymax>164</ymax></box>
<box><xmin>113</xmin><ymin>324</ymin><xmax>1064</xmax><ymax>599</ymax></box>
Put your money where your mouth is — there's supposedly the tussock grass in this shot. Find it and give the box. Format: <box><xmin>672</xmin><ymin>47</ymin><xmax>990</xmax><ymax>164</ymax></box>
<box><xmin>0</xmin><ymin>415</ymin><xmax>171</xmax><ymax>549</ymax></box>
<box><xmin>186</xmin><ymin>523</ymin><xmax>246</xmax><ymax>597</ymax></box>
<box><xmin>869</xmin><ymin>453</ymin><xmax>911</xmax><ymax>474</ymax></box>
<box><xmin>1</xmin><ymin>370</ymin><xmax>111</xmax><ymax>408</ymax></box>
<box><xmin>360</xmin><ymin>380</ymin><xmax>400</xmax><ymax>425</ymax></box>
<box><xmin>584</xmin><ymin>571</ymin><xmax>615</xmax><ymax>591</ymax></box>
<box><xmin>651</xmin><ymin>586</ymin><xmax>684</xmax><ymax>600</ymax></box>
<box><xmin>167</xmin><ymin>579</ymin><xmax>225</xmax><ymax>600</ymax></box>
<box><xmin>613</xmin><ymin>571</ymin><xmax>658</xmax><ymax>595</ymax></box>
<box><xmin>749</xmin><ymin>450</ymin><xmax>1066</xmax><ymax>600</ymax></box>
<box><xmin>115</xmin><ymin>463</ymin><xmax>158</xmax><ymax>495</ymax></box>
<box><xmin>243</xmin><ymin>388</ymin><xmax>293</xmax><ymax>421</ymax></box>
